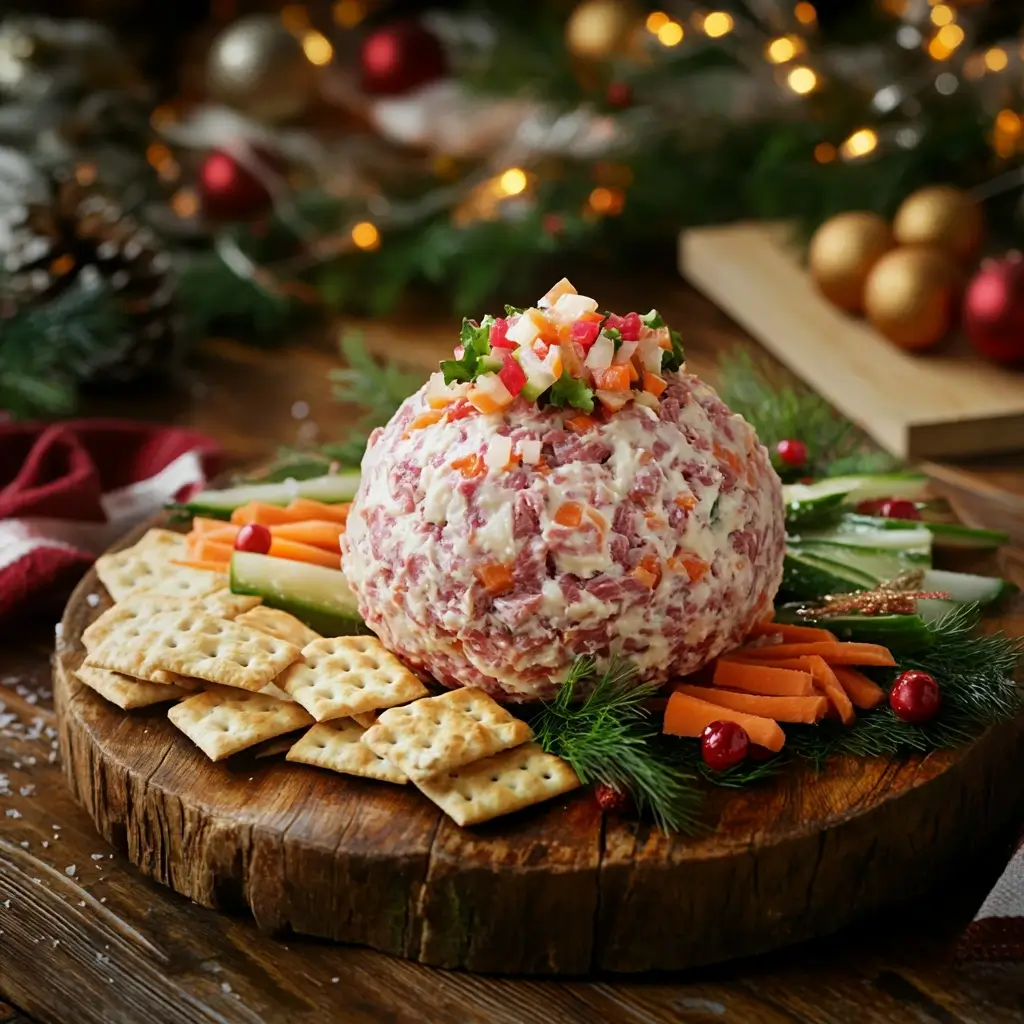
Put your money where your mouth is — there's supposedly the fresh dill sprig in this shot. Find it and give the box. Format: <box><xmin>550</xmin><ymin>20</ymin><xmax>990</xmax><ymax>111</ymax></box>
<box><xmin>531</xmin><ymin>657</ymin><xmax>703</xmax><ymax>834</ymax></box>
<box><xmin>787</xmin><ymin>603</ymin><xmax>1024</xmax><ymax>765</ymax></box>
<box><xmin>716</xmin><ymin>350</ymin><xmax>897</xmax><ymax>480</ymax></box>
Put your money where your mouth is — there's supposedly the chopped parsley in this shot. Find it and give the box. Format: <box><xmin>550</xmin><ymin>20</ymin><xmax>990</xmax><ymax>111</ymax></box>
<box><xmin>504</xmin><ymin>304</ymin><xmax>527</xmax><ymax>316</ymax></box>
<box><xmin>546</xmin><ymin>371</ymin><xmax>595</xmax><ymax>413</ymax></box>
<box><xmin>642</xmin><ymin>310</ymin><xmax>685</xmax><ymax>372</ymax></box>
<box><xmin>604</xmin><ymin>326</ymin><xmax>622</xmax><ymax>351</ymax></box>
<box><xmin>441</xmin><ymin>317</ymin><xmax>493</xmax><ymax>384</ymax></box>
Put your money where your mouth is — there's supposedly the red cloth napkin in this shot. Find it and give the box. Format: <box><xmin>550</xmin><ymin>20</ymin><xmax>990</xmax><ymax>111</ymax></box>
<box><xmin>958</xmin><ymin>832</ymin><xmax>1024</xmax><ymax>961</ymax></box>
<box><xmin>0</xmin><ymin>420</ymin><xmax>221</xmax><ymax>621</ymax></box>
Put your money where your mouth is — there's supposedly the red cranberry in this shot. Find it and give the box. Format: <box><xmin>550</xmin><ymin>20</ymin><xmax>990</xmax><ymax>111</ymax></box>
<box><xmin>775</xmin><ymin>438</ymin><xmax>808</xmax><ymax>468</ymax></box>
<box><xmin>234</xmin><ymin>522</ymin><xmax>272</xmax><ymax>555</ymax></box>
<box><xmin>855</xmin><ymin>499</ymin><xmax>885</xmax><ymax>514</ymax></box>
<box><xmin>594</xmin><ymin>782</ymin><xmax>632</xmax><ymax>813</ymax></box>
<box><xmin>701</xmin><ymin>720</ymin><xmax>750</xmax><ymax>770</ymax></box>
<box><xmin>889</xmin><ymin>670</ymin><xmax>941</xmax><ymax>724</ymax></box>
<box><xmin>877</xmin><ymin>499</ymin><xmax>922</xmax><ymax>521</ymax></box>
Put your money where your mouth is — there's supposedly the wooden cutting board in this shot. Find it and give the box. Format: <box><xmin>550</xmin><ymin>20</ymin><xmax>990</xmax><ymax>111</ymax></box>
<box><xmin>679</xmin><ymin>222</ymin><xmax>1024</xmax><ymax>461</ymax></box>
<box><xmin>53</xmin><ymin>519</ymin><xmax>1024</xmax><ymax>975</ymax></box>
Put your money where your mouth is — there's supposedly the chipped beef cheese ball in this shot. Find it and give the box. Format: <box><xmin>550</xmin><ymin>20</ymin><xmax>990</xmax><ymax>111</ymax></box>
<box><xmin>341</xmin><ymin>282</ymin><xmax>785</xmax><ymax>702</ymax></box>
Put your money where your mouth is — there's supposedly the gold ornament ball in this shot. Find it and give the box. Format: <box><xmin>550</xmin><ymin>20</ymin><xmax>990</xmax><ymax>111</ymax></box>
<box><xmin>863</xmin><ymin>246</ymin><xmax>960</xmax><ymax>352</ymax></box>
<box><xmin>565</xmin><ymin>0</ymin><xmax>636</xmax><ymax>59</ymax></box>
<box><xmin>207</xmin><ymin>16</ymin><xmax>316</xmax><ymax>123</ymax></box>
<box><xmin>892</xmin><ymin>185</ymin><xmax>984</xmax><ymax>264</ymax></box>
<box><xmin>809</xmin><ymin>212</ymin><xmax>893</xmax><ymax>312</ymax></box>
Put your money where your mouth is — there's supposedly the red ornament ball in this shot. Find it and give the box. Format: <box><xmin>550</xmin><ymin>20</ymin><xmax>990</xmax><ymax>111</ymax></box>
<box><xmin>701</xmin><ymin>720</ymin><xmax>750</xmax><ymax>771</ymax></box>
<box><xmin>889</xmin><ymin>670</ymin><xmax>941</xmax><ymax>724</ymax></box>
<box><xmin>594</xmin><ymin>782</ymin><xmax>632</xmax><ymax>813</ymax></box>
<box><xmin>360</xmin><ymin>21</ymin><xmax>447</xmax><ymax>97</ymax></box>
<box><xmin>876</xmin><ymin>499</ymin><xmax>921</xmax><ymax>521</ymax></box>
<box><xmin>234</xmin><ymin>523</ymin><xmax>272</xmax><ymax>555</ymax></box>
<box><xmin>963</xmin><ymin>253</ymin><xmax>1024</xmax><ymax>365</ymax></box>
<box><xmin>775</xmin><ymin>438</ymin><xmax>808</xmax><ymax>468</ymax></box>
<box><xmin>197</xmin><ymin>149</ymin><xmax>276</xmax><ymax>220</ymax></box>
<box><xmin>606</xmin><ymin>81</ymin><xmax>633</xmax><ymax>108</ymax></box>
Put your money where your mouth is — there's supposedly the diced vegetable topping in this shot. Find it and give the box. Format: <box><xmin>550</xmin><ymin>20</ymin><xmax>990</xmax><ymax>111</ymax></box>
<box><xmin>430</xmin><ymin>280</ymin><xmax>685</xmax><ymax>416</ymax></box>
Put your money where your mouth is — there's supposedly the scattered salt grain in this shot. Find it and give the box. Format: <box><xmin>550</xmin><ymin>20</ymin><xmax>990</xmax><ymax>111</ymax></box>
<box><xmin>19</xmin><ymin>784</ymin><xmax>35</xmax><ymax>797</ymax></box>
<box><xmin>42</xmin><ymin>841</ymin><xmax>48</xmax><ymax>848</ymax></box>
<box><xmin>291</xmin><ymin>400</ymin><xmax>310</xmax><ymax>420</ymax></box>
<box><xmin>221</xmin><ymin>982</ymin><xmax>232</xmax><ymax>994</ymax></box>
<box><xmin>91</xmin><ymin>853</ymin><xmax>104</xmax><ymax>861</ymax></box>
<box><xmin>64</xmin><ymin>865</ymin><xmax>76</xmax><ymax>877</ymax></box>
<box><xmin>100</xmin><ymin>898</ymin><xmax>107</xmax><ymax>904</ymax></box>
<box><xmin>78</xmin><ymin>901</ymin><xmax>86</xmax><ymax>907</ymax></box>
<box><xmin>12</xmin><ymin>761</ymin><xmax>20</xmax><ymax>769</ymax></box>
<box><xmin>53</xmin><ymin>939</ymin><xmax>60</xmax><ymax>947</ymax></box>
<box><xmin>96</xmin><ymin>953</ymin><xmax>109</xmax><ymax>964</ymax></box>
<box><xmin>331</xmin><ymin>977</ymin><xmax>339</xmax><ymax>984</ymax></box>
<box><xmin>6</xmin><ymin>809</ymin><xmax>21</xmax><ymax>819</ymax></box>
<box><xmin>54</xmin><ymin>623</ymin><xmax>63</xmax><ymax>639</ymax></box>
<box><xmin>52</xmin><ymin>824</ymin><xmax>61</xmax><ymax>830</ymax></box>
<box><xmin>19</xmin><ymin>841</ymin><xmax>28</xmax><ymax>848</ymax></box>
<box><xmin>2</xmin><ymin>900</ymin><xmax>9</xmax><ymax>908</ymax></box>
<box><xmin>86</xmin><ymin>593</ymin><xmax>101</xmax><ymax>608</ymax></box>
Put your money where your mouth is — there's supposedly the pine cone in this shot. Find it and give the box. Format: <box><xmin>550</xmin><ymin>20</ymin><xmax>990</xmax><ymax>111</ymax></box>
<box><xmin>2</xmin><ymin>172</ymin><xmax>182</xmax><ymax>383</ymax></box>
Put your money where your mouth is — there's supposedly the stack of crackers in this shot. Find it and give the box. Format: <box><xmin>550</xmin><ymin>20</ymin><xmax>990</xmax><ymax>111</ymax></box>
<box><xmin>77</xmin><ymin>528</ymin><xmax>580</xmax><ymax>827</ymax></box>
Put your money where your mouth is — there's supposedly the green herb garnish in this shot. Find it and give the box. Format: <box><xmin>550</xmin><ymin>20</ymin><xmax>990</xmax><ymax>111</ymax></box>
<box><xmin>661</xmin><ymin>329</ymin><xmax>685</xmax><ymax>373</ymax></box>
<box><xmin>532</xmin><ymin>656</ymin><xmax>703</xmax><ymax>833</ymax></box>
<box><xmin>441</xmin><ymin>317</ymin><xmax>494</xmax><ymax>384</ymax></box>
<box><xmin>546</xmin><ymin>371</ymin><xmax>595</xmax><ymax>413</ymax></box>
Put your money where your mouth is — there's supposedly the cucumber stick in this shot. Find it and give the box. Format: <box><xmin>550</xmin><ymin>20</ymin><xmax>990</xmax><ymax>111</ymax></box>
<box><xmin>789</xmin><ymin>541</ymin><xmax>919</xmax><ymax>582</ymax></box>
<box><xmin>183</xmin><ymin>471</ymin><xmax>361</xmax><ymax>519</ymax></box>
<box><xmin>839</xmin><ymin>514</ymin><xmax>1009</xmax><ymax>551</ymax></box>
<box><xmin>783</xmin><ymin>473</ymin><xmax>928</xmax><ymax>512</ymax></box>
<box><xmin>781</xmin><ymin>551</ymin><xmax>876</xmax><ymax>600</ymax></box>
<box><xmin>230</xmin><ymin>552</ymin><xmax>365</xmax><ymax>636</ymax></box>
<box><xmin>773</xmin><ymin>605</ymin><xmax>934</xmax><ymax>651</ymax></box>
<box><xmin>920</xmin><ymin>569</ymin><xmax>1017</xmax><ymax>606</ymax></box>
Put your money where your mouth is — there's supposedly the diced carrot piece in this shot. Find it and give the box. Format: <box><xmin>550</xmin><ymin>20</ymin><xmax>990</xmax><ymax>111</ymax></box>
<box><xmin>186</xmin><ymin>536</ymin><xmax>234</xmax><ymax>564</ymax></box>
<box><xmin>803</xmin><ymin>656</ymin><xmax>856</xmax><ymax>726</ymax></box>
<box><xmin>592</xmin><ymin>365</ymin><xmax>631</xmax><ymax>392</ymax></box>
<box><xmin>668</xmin><ymin>553</ymin><xmax>709</xmax><ymax>583</ymax></box>
<box><xmin>632</xmin><ymin>566</ymin><xmax>657</xmax><ymax>588</ymax></box>
<box><xmin>170</xmin><ymin>559</ymin><xmax>228</xmax><ymax>573</ymax></box>
<box><xmin>231</xmin><ymin>501</ymin><xmax>305</xmax><ymax>526</ymax></box>
<box><xmin>267</xmin><ymin>537</ymin><xmax>342</xmax><ymax>569</ymax></box>
<box><xmin>735</xmin><ymin>641</ymin><xmax>896</xmax><ymax>667</ymax></box>
<box><xmin>192</xmin><ymin>517</ymin><xmax>238</xmax><ymax>535</ymax></box>
<box><xmin>270</xmin><ymin>520</ymin><xmax>346</xmax><ymax>551</ymax></box>
<box><xmin>626</xmin><ymin>361</ymin><xmax>640</xmax><ymax>383</ymax></box>
<box><xmin>553</xmin><ymin>502</ymin><xmax>583</xmax><ymax>528</ymax></box>
<box><xmin>674</xmin><ymin>684</ymin><xmax>828</xmax><ymax>724</ymax></box>
<box><xmin>539</xmin><ymin>277</ymin><xmax>577</xmax><ymax>307</ymax></box>
<box><xmin>663</xmin><ymin>692</ymin><xmax>786</xmax><ymax>752</ymax></box>
<box><xmin>832</xmin><ymin>666</ymin><xmax>887</xmax><ymax>711</ymax></box>
<box><xmin>285</xmin><ymin>498</ymin><xmax>351</xmax><ymax>524</ymax></box>
<box><xmin>674</xmin><ymin>494</ymin><xmax>698</xmax><ymax>510</ymax></box>
<box><xmin>566</xmin><ymin>414</ymin><xmax>596</xmax><ymax>434</ymax></box>
<box><xmin>643</xmin><ymin>372</ymin><xmax>668</xmax><ymax>396</ymax></box>
<box><xmin>577</xmin><ymin>310</ymin><xmax>604</xmax><ymax>322</ymax></box>
<box><xmin>452</xmin><ymin>454</ymin><xmax>486</xmax><ymax>478</ymax></box>
<box><xmin>746</xmin><ymin>621</ymin><xmax>838</xmax><ymax>643</ymax></box>
<box><xmin>476</xmin><ymin>562</ymin><xmax>514</xmax><ymax>595</ymax></box>
<box><xmin>408</xmin><ymin>410</ymin><xmax>444</xmax><ymax>431</ymax></box>
<box><xmin>713</xmin><ymin>660</ymin><xmax>815</xmax><ymax>697</ymax></box>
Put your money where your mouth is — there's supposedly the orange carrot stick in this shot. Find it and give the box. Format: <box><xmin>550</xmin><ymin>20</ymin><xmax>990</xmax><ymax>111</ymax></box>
<box><xmin>230</xmin><ymin>501</ymin><xmax>305</xmax><ymax>526</ymax></box>
<box><xmin>712</xmin><ymin>660</ymin><xmax>815</xmax><ymax>697</ymax></box>
<box><xmin>734</xmin><ymin>641</ymin><xmax>896</xmax><ymax>667</ymax></box>
<box><xmin>803</xmin><ymin>656</ymin><xmax>856</xmax><ymax>726</ymax></box>
<box><xmin>285</xmin><ymin>498</ymin><xmax>351</xmax><ymax>524</ymax></box>
<box><xmin>269</xmin><ymin>520</ymin><xmax>346</xmax><ymax>551</ymax></box>
<box><xmin>663</xmin><ymin>692</ymin><xmax>786</xmax><ymax>752</ymax></box>
<box><xmin>186</xmin><ymin>536</ymin><xmax>234</xmax><ymax>564</ymax></box>
<box><xmin>191</xmin><ymin>517</ymin><xmax>239</xmax><ymax>536</ymax></box>
<box><xmin>673</xmin><ymin>684</ymin><xmax>828</xmax><ymax>724</ymax></box>
<box><xmin>267</xmin><ymin>537</ymin><xmax>342</xmax><ymax>569</ymax></box>
<box><xmin>746</xmin><ymin>621</ymin><xmax>838</xmax><ymax>644</ymax></box>
<box><xmin>832</xmin><ymin>667</ymin><xmax>887</xmax><ymax>711</ymax></box>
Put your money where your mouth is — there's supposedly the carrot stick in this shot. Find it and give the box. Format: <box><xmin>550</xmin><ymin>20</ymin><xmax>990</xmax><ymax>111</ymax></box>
<box><xmin>832</xmin><ymin>667</ymin><xmax>887</xmax><ymax>711</ymax></box>
<box><xmin>170</xmin><ymin>559</ymin><xmax>228</xmax><ymax>573</ymax></box>
<box><xmin>663</xmin><ymin>692</ymin><xmax>786</xmax><ymax>752</ymax></box>
<box><xmin>269</xmin><ymin>520</ymin><xmax>346</xmax><ymax>551</ymax></box>
<box><xmin>188</xmin><ymin>524</ymin><xmax>238</xmax><ymax>546</ymax></box>
<box><xmin>803</xmin><ymin>656</ymin><xmax>856</xmax><ymax>726</ymax></box>
<box><xmin>192</xmin><ymin>517</ymin><xmax>239</xmax><ymax>536</ymax></box>
<box><xmin>712</xmin><ymin>660</ymin><xmax>815</xmax><ymax>697</ymax></box>
<box><xmin>230</xmin><ymin>501</ymin><xmax>306</xmax><ymax>526</ymax></box>
<box><xmin>746</xmin><ymin>621</ymin><xmax>838</xmax><ymax>644</ymax></box>
<box><xmin>285</xmin><ymin>498</ymin><xmax>351</xmax><ymax>524</ymax></box>
<box><xmin>734</xmin><ymin>641</ymin><xmax>896</xmax><ymax>667</ymax></box>
<box><xmin>267</xmin><ymin>537</ymin><xmax>342</xmax><ymax>569</ymax></box>
<box><xmin>186</xmin><ymin>536</ymin><xmax>234</xmax><ymax>564</ymax></box>
<box><xmin>674</xmin><ymin>684</ymin><xmax>828</xmax><ymax>724</ymax></box>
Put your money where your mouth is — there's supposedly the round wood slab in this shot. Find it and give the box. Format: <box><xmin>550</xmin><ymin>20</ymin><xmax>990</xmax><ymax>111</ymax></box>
<box><xmin>53</xmin><ymin>523</ymin><xmax>1024</xmax><ymax>975</ymax></box>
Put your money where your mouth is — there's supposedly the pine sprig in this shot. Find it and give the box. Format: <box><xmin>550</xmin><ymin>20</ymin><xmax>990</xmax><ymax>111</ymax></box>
<box><xmin>531</xmin><ymin>656</ymin><xmax>703</xmax><ymax>834</ymax></box>
<box><xmin>787</xmin><ymin>604</ymin><xmax>1024</xmax><ymax>765</ymax></box>
<box><xmin>716</xmin><ymin>350</ymin><xmax>897</xmax><ymax>480</ymax></box>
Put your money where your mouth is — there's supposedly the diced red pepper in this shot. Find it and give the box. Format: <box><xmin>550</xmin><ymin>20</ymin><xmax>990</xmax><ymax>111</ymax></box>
<box><xmin>490</xmin><ymin>317</ymin><xmax>516</xmax><ymax>349</ymax></box>
<box><xmin>570</xmin><ymin>319</ymin><xmax>601</xmax><ymax>350</ymax></box>
<box><xmin>619</xmin><ymin>311</ymin><xmax>642</xmax><ymax>341</ymax></box>
<box><xmin>445</xmin><ymin>399</ymin><xmax>477</xmax><ymax>421</ymax></box>
<box><xmin>498</xmin><ymin>352</ymin><xmax>526</xmax><ymax>396</ymax></box>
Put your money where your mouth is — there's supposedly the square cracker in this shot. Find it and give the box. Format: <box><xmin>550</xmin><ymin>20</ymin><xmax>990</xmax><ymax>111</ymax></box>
<box><xmin>75</xmin><ymin>665</ymin><xmax>190</xmax><ymax>710</ymax></box>
<box><xmin>86</xmin><ymin>607</ymin><xmax>301</xmax><ymax>691</ymax></box>
<box><xmin>168</xmin><ymin>688</ymin><xmax>312</xmax><ymax>761</ymax></box>
<box><xmin>236</xmin><ymin>606</ymin><xmax>321</xmax><ymax>648</ymax></box>
<box><xmin>361</xmin><ymin>687</ymin><xmax>532</xmax><ymax>784</ymax></box>
<box><xmin>415</xmin><ymin>742</ymin><xmax>580</xmax><ymax>826</ymax></box>
<box><xmin>277</xmin><ymin>635</ymin><xmax>428</xmax><ymax>722</ymax></box>
<box><xmin>95</xmin><ymin>545</ymin><xmax>226</xmax><ymax>603</ymax></box>
<box><xmin>287</xmin><ymin>720</ymin><xmax>408</xmax><ymax>784</ymax></box>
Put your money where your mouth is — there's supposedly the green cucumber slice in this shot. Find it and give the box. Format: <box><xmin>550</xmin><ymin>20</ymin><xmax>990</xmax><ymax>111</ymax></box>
<box><xmin>840</xmin><ymin>514</ymin><xmax>1009</xmax><ymax>551</ymax></box>
<box><xmin>773</xmin><ymin>605</ymin><xmax>933</xmax><ymax>652</ymax></box>
<box><xmin>920</xmin><ymin>569</ymin><xmax>1017</xmax><ymax>607</ymax></box>
<box><xmin>798</xmin><ymin>525</ymin><xmax>933</xmax><ymax>555</ymax></box>
<box><xmin>230</xmin><ymin>551</ymin><xmax>366</xmax><ymax>636</ymax></box>
<box><xmin>780</xmin><ymin>551</ymin><xmax>876</xmax><ymax>601</ymax></box>
<box><xmin>789</xmin><ymin>541</ymin><xmax>921</xmax><ymax>582</ymax></box>
<box><xmin>783</xmin><ymin>473</ymin><xmax>928</xmax><ymax>512</ymax></box>
<box><xmin>182</xmin><ymin>471</ymin><xmax>361</xmax><ymax>520</ymax></box>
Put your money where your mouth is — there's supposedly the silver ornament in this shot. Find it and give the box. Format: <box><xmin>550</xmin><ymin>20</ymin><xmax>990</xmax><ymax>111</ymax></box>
<box><xmin>206</xmin><ymin>16</ymin><xmax>315</xmax><ymax>123</ymax></box>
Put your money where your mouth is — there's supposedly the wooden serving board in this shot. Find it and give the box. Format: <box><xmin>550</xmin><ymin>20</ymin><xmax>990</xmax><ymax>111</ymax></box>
<box><xmin>53</xmin><ymin>521</ymin><xmax>1024</xmax><ymax>975</ymax></box>
<box><xmin>679</xmin><ymin>223</ymin><xmax>1024</xmax><ymax>461</ymax></box>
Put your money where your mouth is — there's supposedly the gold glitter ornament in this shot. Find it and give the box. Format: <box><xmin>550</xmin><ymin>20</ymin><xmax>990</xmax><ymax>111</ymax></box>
<box><xmin>797</xmin><ymin>573</ymin><xmax>951</xmax><ymax>618</ymax></box>
<box><xmin>892</xmin><ymin>185</ymin><xmax>984</xmax><ymax>265</ymax></box>
<box><xmin>809</xmin><ymin>211</ymin><xmax>893</xmax><ymax>312</ymax></box>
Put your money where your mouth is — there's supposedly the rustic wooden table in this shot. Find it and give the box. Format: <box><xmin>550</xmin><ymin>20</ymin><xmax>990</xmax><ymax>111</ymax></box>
<box><xmin>3</xmin><ymin>274</ymin><xmax>1024</xmax><ymax>1023</ymax></box>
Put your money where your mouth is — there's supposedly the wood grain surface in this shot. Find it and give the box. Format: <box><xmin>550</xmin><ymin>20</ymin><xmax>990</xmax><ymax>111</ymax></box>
<box><xmin>4</xmin><ymin>273</ymin><xmax>1024</xmax><ymax>1021</ymax></box>
<box><xmin>680</xmin><ymin>223</ymin><xmax>1024</xmax><ymax>462</ymax></box>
